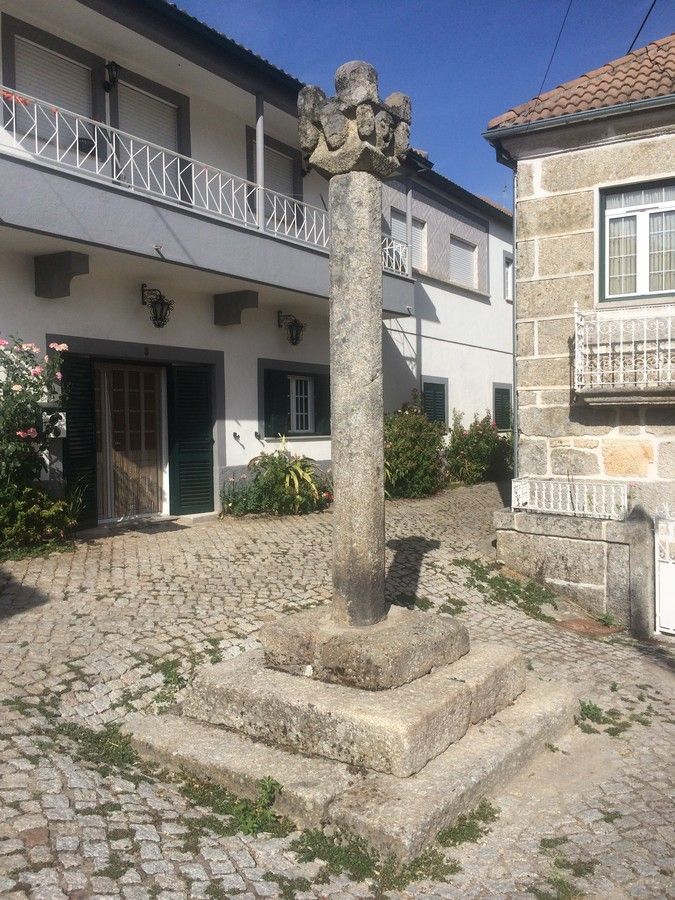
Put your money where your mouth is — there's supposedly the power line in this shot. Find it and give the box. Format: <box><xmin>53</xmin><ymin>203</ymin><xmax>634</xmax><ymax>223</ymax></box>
<box><xmin>627</xmin><ymin>0</ymin><xmax>658</xmax><ymax>53</ymax></box>
<box><xmin>537</xmin><ymin>0</ymin><xmax>574</xmax><ymax>98</ymax></box>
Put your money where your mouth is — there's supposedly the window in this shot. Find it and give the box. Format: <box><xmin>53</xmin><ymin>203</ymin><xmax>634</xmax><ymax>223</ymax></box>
<box><xmin>14</xmin><ymin>36</ymin><xmax>92</xmax><ymax>117</ymax></box>
<box><xmin>604</xmin><ymin>182</ymin><xmax>675</xmax><ymax>299</ymax></box>
<box><xmin>450</xmin><ymin>236</ymin><xmax>477</xmax><ymax>288</ymax></box>
<box><xmin>261</xmin><ymin>365</ymin><xmax>330</xmax><ymax>437</ymax></box>
<box><xmin>493</xmin><ymin>385</ymin><xmax>511</xmax><ymax>431</ymax></box>
<box><xmin>289</xmin><ymin>376</ymin><xmax>313</xmax><ymax>433</ymax></box>
<box><xmin>116</xmin><ymin>82</ymin><xmax>178</xmax><ymax>151</ymax></box>
<box><xmin>391</xmin><ymin>208</ymin><xmax>427</xmax><ymax>270</ymax></box>
<box><xmin>504</xmin><ymin>254</ymin><xmax>514</xmax><ymax>302</ymax></box>
<box><xmin>422</xmin><ymin>380</ymin><xmax>446</xmax><ymax>424</ymax></box>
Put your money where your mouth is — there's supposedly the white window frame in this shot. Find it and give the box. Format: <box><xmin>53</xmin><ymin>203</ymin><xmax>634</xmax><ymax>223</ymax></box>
<box><xmin>390</xmin><ymin>208</ymin><xmax>427</xmax><ymax>271</ymax></box>
<box><xmin>604</xmin><ymin>188</ymin><xmax>675</xmax><ymax>301</ymax></box>
<box><xmin>504</xmin><ymin>253</ymin><xmax>514</xmax><ymax>302</ymax></box>
<box><xmin>288</xmin><ymin>375</ymin><xmax>314</xmax><ymax>434</ymax></box>
<box><xmin>450</xmin><ymin>235</ymin><xmax>477</xmax><ymax>288</ymax></box>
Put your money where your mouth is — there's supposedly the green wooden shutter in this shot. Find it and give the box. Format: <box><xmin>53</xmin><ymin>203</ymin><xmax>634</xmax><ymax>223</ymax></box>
<box><xmin>422</xmin><ymin>381</ymin><xmax>446</xmax><ymax>424</ymax></box>
<box><xmin>494</xmin><ymin>387</ymin><xmax>511</xmax><ymax>430</ymax></box>
<box><xmin>168</xmin><ymin>365</ymin><xmax>214</xmax><ymax>515</ymax></box>
<box><xmin>61</xmin><ymin>353</ymin><xmax>97</xmax><ymax>527</ymax></box>
<box><xmin>263</xmin><ymin>369</ymin><xmax>290</xmax><ymax>437</ymax></box>
<box><xmin>314</xmin><ymin>373</ymin><xmax>331</xmax><ymax>435</ymax></box>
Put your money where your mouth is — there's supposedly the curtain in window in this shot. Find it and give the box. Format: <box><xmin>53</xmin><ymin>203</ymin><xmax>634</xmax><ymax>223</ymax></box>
<box><xmin>649</xmin><ymin>210</ymin><xmax>675</xmax><ymax>293</ymax></box>
<box><xmin>608</xmin><ymin>216</ymin><xmax>636</xmax><ymax>296</ymax></box>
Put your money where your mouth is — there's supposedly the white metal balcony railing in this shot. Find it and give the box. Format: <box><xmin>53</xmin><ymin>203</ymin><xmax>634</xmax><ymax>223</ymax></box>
<box><xmin>575</xmin><ymin>304</ymin><xmax>675</xmax><ymax>394</ymax></box>
<box><xmin>381</xmin><ymin>234</ymin><xmax>409</xmax><ymax>275</ymax></box>
<box><xmin>512</xmin><ymin>477</ymin><xmax>628</xmax><ymax>521</ymax></box>
<box><xmin>0</xmin><ymin>85</ymin><xmax>412</xmax><ymax>272</ymax></box>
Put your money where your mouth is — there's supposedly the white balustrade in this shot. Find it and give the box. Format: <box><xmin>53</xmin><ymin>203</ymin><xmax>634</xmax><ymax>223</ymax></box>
<box><xmin>575</xmin><ymin>304</ymin><xmax>675</xmax><ymax>394</ymax></box>
<box><xmin>512</xmin><ymin>477</ymin><xmax>628</xmax><ymax>520</ymax></box>
<box><xmin>0</xmin><ymin>85</ymin><xmax>415</xmax><ymax>272</ymax></box>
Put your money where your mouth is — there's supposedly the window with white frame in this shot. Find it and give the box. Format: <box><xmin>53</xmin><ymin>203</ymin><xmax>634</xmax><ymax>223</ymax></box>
<box><xmin>604</xmin><ymin>182</ymin><xmax>675</xmax><ymax>299</ymax></box>
<box><xmin>391</xmin><ymin>208</ymin><xmax>427</xmax><ymax>270</ymax></box>
<box><xmin>504</xmin><ymin>253</ymin><xmax>514</xmax><ymax>302</ymax></box>
<box><xmin>289</xmin><ymin>375</ymin><xmax>314</xmax><ymax>433</ymax></box>
<box><xmin>450</xmin><ymin>236</ymin><xmax>477</xmax><ymax>288</ymax></box>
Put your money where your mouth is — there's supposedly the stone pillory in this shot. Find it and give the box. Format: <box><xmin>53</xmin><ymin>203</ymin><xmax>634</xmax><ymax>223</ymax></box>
<box><xmin>299</xmin><ymin>62</ymin><xmax>411</xmax><ymax>627</ymax></box>
<box><xmin>128</xmin><ymin>63</ymin><xmax>579</xmax><ymax>859</ymax></box>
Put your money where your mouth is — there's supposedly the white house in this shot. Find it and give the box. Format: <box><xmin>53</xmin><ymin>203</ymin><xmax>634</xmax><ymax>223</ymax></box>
<box><xmin>0</xmin><ymin>0</ymin><xmax>513</xmax><ymax>525</ymax></box>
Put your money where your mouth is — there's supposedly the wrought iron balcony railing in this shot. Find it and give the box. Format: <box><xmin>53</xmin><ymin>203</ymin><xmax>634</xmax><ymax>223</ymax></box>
<box><xmin>574</xmin><ymin>304</ymin><xmax>675</xmax><ymax>400</ymax></box>
<box><xmin>0</xmin><ymin>85</ymin><xmax>414</xmax><ymax>273</ymax></box>
<box><xmin>512</xmin><ymin>478</ymin><xmax>628</xmax><ymax>520</ymax></box>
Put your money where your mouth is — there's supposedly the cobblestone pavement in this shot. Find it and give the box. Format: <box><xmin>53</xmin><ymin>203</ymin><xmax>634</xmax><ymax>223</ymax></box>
<box><xmin>0</xmin><ymin>483</ymin><xmax>673</xmax><ymax>899</ymax></box>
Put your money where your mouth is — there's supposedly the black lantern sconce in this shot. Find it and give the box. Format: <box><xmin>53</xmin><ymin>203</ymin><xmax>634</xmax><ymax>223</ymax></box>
<box><xmin>141</xmin><ymin>283</ymin><xmax>174</xmax><ymax>328</ymax></box>
<box><xmin>104</xmin><ymin>61</ymin><xmax>120</xmax><ymax>93</ymax></box>
<box><xmin>278</xmin><ymin>311</ymin><xmax>305</xmax><ymax>346</ymax></box>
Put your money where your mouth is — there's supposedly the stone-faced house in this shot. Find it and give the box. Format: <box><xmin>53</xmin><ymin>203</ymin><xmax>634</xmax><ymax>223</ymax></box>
<box><xmin>484</xmin><ymin>34</ymin><xmax>675</xmax><ymax>638</ymax></box>
<box><xmin>0</xmin><ymin>0</ymin><xmax>513</xmax><ymax>527</ymax></box>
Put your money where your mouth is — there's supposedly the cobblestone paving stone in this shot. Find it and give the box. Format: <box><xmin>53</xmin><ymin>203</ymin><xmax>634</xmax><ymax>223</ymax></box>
<box><xmin>0</xmin><ymin>482</ymin><xmax>673</xmax><ymax>899</ymax></box>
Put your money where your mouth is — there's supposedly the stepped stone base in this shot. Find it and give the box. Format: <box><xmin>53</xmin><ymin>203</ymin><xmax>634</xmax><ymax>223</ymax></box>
<box><xmin>182</xmin><ymin>642</ymin><xmax>525</xmax><ymax>777</ymax></box>
<box><xmin>125</xmin><ymin>680</ymin><xmax>578</xmax><ymax>861</ymax></box>
<box><xmin>259</xmin><ymin>604</ymin><xmax>470</xmax><ymax>690</ymax></box>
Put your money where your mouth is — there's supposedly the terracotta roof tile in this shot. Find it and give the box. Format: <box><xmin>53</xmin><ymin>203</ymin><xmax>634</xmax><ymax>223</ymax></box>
<box><xmin>487</xmin><ymin>33</ymin><xmax>675</xmax><ymax>130</ymax></box>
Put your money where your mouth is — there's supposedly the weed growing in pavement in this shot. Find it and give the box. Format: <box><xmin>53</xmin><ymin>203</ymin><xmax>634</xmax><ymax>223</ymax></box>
<box><xmin>96</xmin><ymin>850</ymin><xmax>131</xmax><ymax>880</ymax></box>
<box><xmin>596</xmin><ymin>612</ymin><xmax>616</xmax><ymax>627</ymax></box>
<box><xmin>453</xmin><ymin>558</ymin><xmax>557</xmax><ymax>622</ymax></box>
<box><xmin>439</xmin><ymin>595</ymin><xmax>467</xmax><ymax>615</ymax></box>
<box><xmin>600</xmin><ymin>809</ymin><xmax>622</xmax><ymax>823</ymax></box>
<box><xmin>262</xmin><ymin>872</ymin><xmax>313</xmax><ymax>900</ymax></box>
<box><xmin>180</xmin><ymin>776</ymin><xmax>292</xmax><ymax>839</ymax></box>
<box><xmin>539</xmin><ymin>837</ymin><xmax>569</xmax><ymax>852</ymax></box>
<box><xmin>529</xmin><ymin>873</ymin><xmax>584</xmax><ymax>900</ymax></box>
<box><xmin>390</xmin><ymin>593</ymin><xmax>433</xmax><ymax>612</ymax></box>
<box><xmin>437</xmin><ymin>799</ymin><xmax>500</xmax><ymax>847</ymax></box>
<box><xmin>290</xmin><ymin>829</ymin><xmax>460</xmax><ymax>895</ymax></box>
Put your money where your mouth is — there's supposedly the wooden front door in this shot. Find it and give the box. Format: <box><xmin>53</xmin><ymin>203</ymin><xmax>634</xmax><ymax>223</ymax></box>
<box><xmin>94</xmin><ymin>363</ymin><xmax>162</xmax><ymax>520</ymax></box>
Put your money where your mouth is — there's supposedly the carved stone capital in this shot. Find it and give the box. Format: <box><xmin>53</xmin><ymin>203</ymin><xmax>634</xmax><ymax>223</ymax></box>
<box><xmin>298</xmin><ymin>61</ymin><xmax>411</xmax><ymax>180</ymax></box>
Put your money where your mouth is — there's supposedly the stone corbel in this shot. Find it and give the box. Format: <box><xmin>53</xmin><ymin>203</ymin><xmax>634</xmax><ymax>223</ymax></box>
<box><xmin>34</xmin><ymin>252</ymin><xmax>89</xmax><ymax>299</ymax></box>
<box><xmin>213</xmin><ymin>290</ymin><xmax>258</xmax><ymax>326</ymax></box>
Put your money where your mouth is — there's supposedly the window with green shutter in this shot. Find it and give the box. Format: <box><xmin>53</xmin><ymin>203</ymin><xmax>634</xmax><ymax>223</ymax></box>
<box><xmin>493</xmin><ymin>385</ymin><xmax>512</xmax><ymax>431</ymax></box>
<box><xmin>422</xmin><ymin>380</ymin><xmax>446</xmax><ymax>424</ymax></box>
<box><xmin>261</xmin><ymin>364</ymin><xmax>330</xmax><ymax>437</ymax></box>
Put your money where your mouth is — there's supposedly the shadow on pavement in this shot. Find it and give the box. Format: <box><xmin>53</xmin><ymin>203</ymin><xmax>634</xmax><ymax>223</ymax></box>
<box><xmin>385</xmin><ymin>535</ymin><xmax>441</xmax><ymax>606</ymax></box>
<box><xmin>0</xmin><ymin>569</ymin><xmax>50</xmax><ymax>620</ymax></box>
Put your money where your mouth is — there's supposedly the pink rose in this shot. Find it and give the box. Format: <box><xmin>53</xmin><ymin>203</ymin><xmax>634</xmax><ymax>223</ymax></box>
<box><xmin>48</xmin><ymin>342</ymin><xmax>68</xmax><ymax>352</ymax></box>
<box><xmin>16</xmin><ymin>427</ymin><xmax>38</xmax><ymax>439</ymax></box>
<box><xmin>55</xmin><ymin>372</ymin><xmax>63</xmax><ymax>381</ymax></box>
<box><xmin>30</xmin><ymin>365</ymin><xmax>44</xmax><ymax>376</ymax></box>
<box><xmin>0</xmin><ymin>338</ymin><xmax>8</xmax><ymax>347</ymax></box>
<box><xmin>11</xmin><ymin>384</ymin><xmax>23</xmax><ymax>392</ymax></box>
<box><xmin>21</xmin><ymin>342</ymin><xmax>40</xmax><ymax>353</ymax></box>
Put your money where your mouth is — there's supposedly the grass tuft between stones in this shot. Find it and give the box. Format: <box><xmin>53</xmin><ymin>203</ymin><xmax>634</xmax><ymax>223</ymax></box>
<box><xmin>453</xmin><ymin>558</ymin><xmax>557</xmax><ymax>622</ymax></box>
<box><xmin>290</xmin><ymin>828</ymin><xmax>460</xmax><ymax>894</ymax></box>
<box><xmin>437</xmin><ymin>799</ymin><xmax>500</xmax><ymax>847</ymax></box>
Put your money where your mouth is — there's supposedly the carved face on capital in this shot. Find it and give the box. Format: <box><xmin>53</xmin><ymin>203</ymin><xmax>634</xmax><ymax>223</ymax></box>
<box><xmin>298</xmin><ymin>61</ymin><xmax>411</xmax><ymax>181</ymax></box>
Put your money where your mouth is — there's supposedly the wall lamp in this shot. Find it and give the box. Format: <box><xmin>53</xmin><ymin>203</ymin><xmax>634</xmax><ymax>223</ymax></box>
<box><xmin>278</xmin><ymin>310</ymin><xmax>305</xmax><ymax>346</ymax></box>
<box><xmin>104</xmin><ymin>61</ymin><xmax>120</xmax><ymax>93</ymax></box>
<box><xmin>141</xmin><ymin>283</ymin><xmax>174</xmax><ymax>328</ymax></box>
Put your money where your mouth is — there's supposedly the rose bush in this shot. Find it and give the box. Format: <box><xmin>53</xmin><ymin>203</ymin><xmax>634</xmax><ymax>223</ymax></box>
<box><xmin>445</xmin><ymin>412</ymin><xmax>513</xmax><ymax>485</ymax></box>
<box><xmin>0</xmin><ymin>335</ymin><xmax>78</xmax><ymax>557</ymax></box>
<box><xmin>384</xmin><ymin>398</ymin><xmax>447</xmax><ymax>498</ymax></box>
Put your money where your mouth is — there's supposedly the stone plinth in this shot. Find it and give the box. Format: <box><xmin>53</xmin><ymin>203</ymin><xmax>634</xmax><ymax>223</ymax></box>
<box><xmin>181</xmin><ymin>643</ymin><xmax>525</xmax><ymax>777</ymax></box>
<box><xmin>259</xmin><ymin>604</ymin><xmax>470</xmax><ymax>690</ymax></box>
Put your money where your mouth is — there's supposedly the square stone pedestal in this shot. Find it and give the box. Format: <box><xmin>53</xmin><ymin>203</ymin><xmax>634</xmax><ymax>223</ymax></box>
<box><xmin>259</xmin><ymin>604</ymin><xmax>470</xmax><ymax>690</ymax></box>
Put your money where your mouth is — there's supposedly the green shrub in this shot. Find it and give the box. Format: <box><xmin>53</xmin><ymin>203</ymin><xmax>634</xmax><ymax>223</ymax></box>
<box><xmin>384</xmin><ymin>400</ymin><xmax>447</xmax><ymax>498</ymax></box>
<box><xmin>445</xmin><ymin>412</ymin><xmax>513</xmax><ymax>485</ymax></box>
<box><xmin>221</xmin><ymin>443</ymin><xmax>332</xmax><ymax>516</ymax></box>
<box><xmin>0</xmin><ymin>485</ymin><xmax>78</xmax><ymax>559</ymax></box>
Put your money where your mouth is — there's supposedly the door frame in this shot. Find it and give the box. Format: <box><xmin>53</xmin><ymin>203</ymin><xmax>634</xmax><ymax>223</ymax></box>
<box><xmin>655</xmin><ymin>517</ymin><xmax>675</xmax><ymax>635</ymax></box>
<box><xmin>50</xmin><ymin>334</ymin><xmax>225</xmax><ymax>521</ymax></box>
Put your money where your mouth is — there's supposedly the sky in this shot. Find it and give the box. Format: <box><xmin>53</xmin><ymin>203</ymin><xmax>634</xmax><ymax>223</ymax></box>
<box><xmin>179</xmin><ymin>0</ymin><xmax>673</xmax><ymax>209</ymax></box>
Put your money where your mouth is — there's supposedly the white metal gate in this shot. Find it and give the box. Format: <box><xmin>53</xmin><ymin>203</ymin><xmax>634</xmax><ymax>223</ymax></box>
<box><xmin>655</xmin><ymin>518</ymin><xmax>675</xmax><ymax>635</ymax></box>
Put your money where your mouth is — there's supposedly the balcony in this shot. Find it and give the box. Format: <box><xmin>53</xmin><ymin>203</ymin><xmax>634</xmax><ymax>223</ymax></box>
<box><xmin>0</xmin><ymin>86</ymin><xmax>412</xmax><ymax>286</ymax></box>
<box><xmin>574</xmin><ymin>304</ymin><xmax>675</xmax><ymax>405</ymax></box>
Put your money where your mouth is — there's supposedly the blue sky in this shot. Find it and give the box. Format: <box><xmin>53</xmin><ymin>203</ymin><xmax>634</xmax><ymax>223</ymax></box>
<box><xmin>180</xmin><ymin>0</ymin><xmax>673</xmax><ymax>208</ymax></box>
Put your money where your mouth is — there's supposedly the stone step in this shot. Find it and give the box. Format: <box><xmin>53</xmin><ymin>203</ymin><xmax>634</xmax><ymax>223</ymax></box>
<box><xmin>125</xmin><ymin>679</ymin><xmax>578</xmax><ymax>861</ymax></box>
<box><xmin>124</xmin><ymin>713</ymin><xmax>359</xmax><ymax>828</ymax></box>
<box><xmin>181</xmin><ymin>642</ymin><xmax>526</xmax><ymax>777</ymax></box>
<box><xmin>328</xmin><ymin>680</ymin><xmax>580</xmax><ymax>861</ymax></box>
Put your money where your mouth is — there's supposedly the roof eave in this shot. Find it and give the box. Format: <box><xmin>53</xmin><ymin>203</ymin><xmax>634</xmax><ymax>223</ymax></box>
<box><xmin>483</xmin><ymin>92</ymin><xmax>675</xmax><ymax>146</ymax></box>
